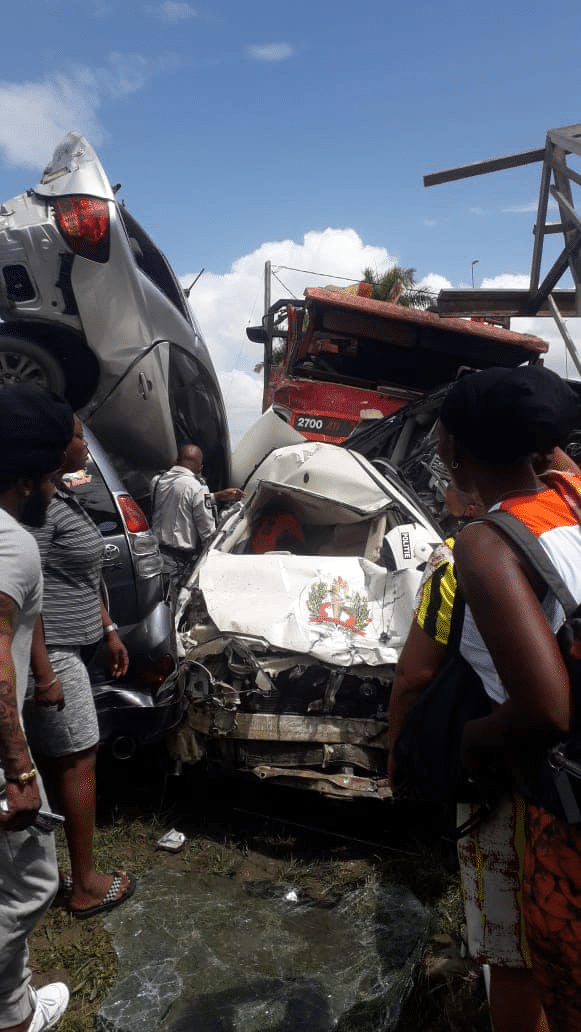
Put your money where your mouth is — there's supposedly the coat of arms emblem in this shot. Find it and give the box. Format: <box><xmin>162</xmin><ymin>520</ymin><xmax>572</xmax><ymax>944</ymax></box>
<box><xmin>306</xmin><ymin>576</ymin><xmax>372</xmax><ymax>635</ymax></box>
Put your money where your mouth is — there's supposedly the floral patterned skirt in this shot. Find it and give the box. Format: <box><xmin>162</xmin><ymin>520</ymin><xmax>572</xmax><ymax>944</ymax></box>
<box><xmin>523</xmin><ymin>804</ymin><xmax>581</xmax><ymax>1031</ymax></box>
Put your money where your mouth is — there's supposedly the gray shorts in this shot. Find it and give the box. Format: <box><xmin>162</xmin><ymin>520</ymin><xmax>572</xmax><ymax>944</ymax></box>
<box><xmin>24</xmin><ymin>647</ymin><xmax>100</xmax><ymax>757</ymax></box>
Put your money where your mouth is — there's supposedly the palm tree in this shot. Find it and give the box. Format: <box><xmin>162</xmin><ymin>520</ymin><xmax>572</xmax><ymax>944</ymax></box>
<box><xmin>362</xmin><ymin>265</ymin><xmax>435</xmax><ymax>309</ymax></box>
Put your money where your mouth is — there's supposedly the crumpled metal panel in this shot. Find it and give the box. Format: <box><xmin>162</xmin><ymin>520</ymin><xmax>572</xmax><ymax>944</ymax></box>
<box><xmin>251</xmin><ymin>764</ymin><xmax>392</xmax><ymax>799</ymax></box>
<box><xmin>242</xmin><ymin>440</ymin><xmax>421</xmax><ymax>515</ymax></box>
<box><xmin>199</xmin><ymin>554</ymin><xmax>420</xmax><ymax>666</ymax></box>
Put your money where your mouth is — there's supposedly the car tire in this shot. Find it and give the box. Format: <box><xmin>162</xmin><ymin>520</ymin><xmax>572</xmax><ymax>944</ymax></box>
<box><xmin>0</xmin><ymin>333</ymin><xmax>66</xmax><ymax>394</ymax></box>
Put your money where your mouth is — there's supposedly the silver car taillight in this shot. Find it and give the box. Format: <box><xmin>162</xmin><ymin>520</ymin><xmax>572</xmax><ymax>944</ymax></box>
<box><xmin>53</xmin><ymin>196</ymin><xmax>110</xmax><ymax>262</ymax></box>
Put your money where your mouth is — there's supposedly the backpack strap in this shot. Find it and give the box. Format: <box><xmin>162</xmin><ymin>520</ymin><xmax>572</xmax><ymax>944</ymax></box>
<box><xmin>485</xmin><ymin>509</ymin><xmax>578</xmax><ymax>617</ymax></box>
<box><xmin>447</xmin><ymin>576</ymin><xmax>466</xmax><ymax>651</ymax></box>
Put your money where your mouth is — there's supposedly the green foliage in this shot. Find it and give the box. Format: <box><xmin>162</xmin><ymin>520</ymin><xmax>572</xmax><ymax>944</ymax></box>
<box><xmin>351</xmin><ymin>591</ymin><xmax>371</xmax><ymax>631</ymax></box>
<box><xmin>362</xmin><ymin>265</ymin><xmax>435</xmax><ymax>309</ymax></box>
<box><xmin>254</xmin><ymin>341</ymin><xmax>287</xmax><ymax>373</ymax></box>
<box><xmin>307</xmin><ymin>580</ymin><xmax>328</xmax><ymax>616</ymax></box>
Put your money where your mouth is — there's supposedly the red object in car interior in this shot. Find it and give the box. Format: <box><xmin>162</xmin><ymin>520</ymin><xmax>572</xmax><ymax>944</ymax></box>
<box><xmin>53</xmin><ymin>197</ymin><xmax>110</xmax><ymax>261</ymax></box>
<box><xmin>139</xmin><ymin>653</ymin><xmax>176</xmax><ymax>689</ymax></box>
<box><xmin>117</xmin><ymin>494</ymin><xmax>149</xmax><ymax>533</ymax></box>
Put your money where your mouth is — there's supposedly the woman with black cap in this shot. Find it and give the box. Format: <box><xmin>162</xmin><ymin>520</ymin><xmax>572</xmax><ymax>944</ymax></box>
<box><xmin>439</xmin><ymin>364</ymin><xmax>581</xmax><ymax>1032</ymax></box>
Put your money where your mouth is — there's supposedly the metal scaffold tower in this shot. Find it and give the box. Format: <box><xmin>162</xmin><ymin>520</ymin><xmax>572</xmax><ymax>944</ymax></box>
<box><xmin>424</xmin><ymin>123</ymin><xmax>581</xmax><ymax>323</ymax></box>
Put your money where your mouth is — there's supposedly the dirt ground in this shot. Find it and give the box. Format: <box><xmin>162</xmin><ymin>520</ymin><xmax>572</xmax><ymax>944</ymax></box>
<box><xmin>29</xmin><ymin>750</ymin><xmax>490</xmax><ymax>1032</ymax></box>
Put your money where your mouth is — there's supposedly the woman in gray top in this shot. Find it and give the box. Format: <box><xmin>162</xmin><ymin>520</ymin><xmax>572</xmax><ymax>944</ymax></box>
<box><xmin>26</xmin><ymin>417</ymin><xmax>135</xmax><ymax>919</ymax></box>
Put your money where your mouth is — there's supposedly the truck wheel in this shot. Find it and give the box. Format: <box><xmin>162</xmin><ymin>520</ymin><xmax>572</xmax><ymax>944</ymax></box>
<box><xmin>0</xmin><ymin>335</ymin><xmax>66</xmax><ymax>394</ymax></box>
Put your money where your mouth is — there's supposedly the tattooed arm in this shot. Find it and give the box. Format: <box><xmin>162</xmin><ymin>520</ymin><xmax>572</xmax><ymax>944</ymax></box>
<box><xmin>0</xmin><ymin>592</ymin><xmax>41</xmax><ymax>829</ymax></box>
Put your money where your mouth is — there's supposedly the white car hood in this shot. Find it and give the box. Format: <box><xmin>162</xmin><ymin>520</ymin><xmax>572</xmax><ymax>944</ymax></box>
<box><xmin>199</xmin><ymin>551</ymin><xmax>423</xmax><ymax>667</ymax></box>
<box><xmin>243</xmin><ymin>440</ymin><xmax>421</xmax><ymax>518</ymax></box>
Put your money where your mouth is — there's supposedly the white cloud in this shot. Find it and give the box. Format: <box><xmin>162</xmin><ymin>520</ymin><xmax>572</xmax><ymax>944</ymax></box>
<box><xmin>512</xmin><ymin>315</ymin><xmax>581</xmax><ymax>381</ymax></box>
<box><xmin>418</xmin><ymin>272</ymin><xmax>453</xmax><ymax>294</ymax></box>
<box><xmin>0</xmin><ymin>80</ymin><xmax>102</xmax><ymax>168</ymax></box>
<box><xmin>182</xmin><ymin>228</ymin><xmax>398</xmax><ymax>443</ymax></box>
<box><xmin>502</xmin><ymin>202</ymin><xmax>538</xmax><ymax>214</ymax></box>
<box><xmin>502</xmin><ymin>199</ymin><xmax>558</xmax><ymax>214</ymax></box>
<box><xmin>90</xmin><ymin>53</ymin><xmax>152</xmax><ymax>97</ymax></box>
<box><xmin>0</xmin><ymin>54</ymin><xmax>158</xmax><ymax>169</ymax></box>
<box><xmin>147</xmin><ymin>2</ymin><xmax>197</xmax><ymax>22</ymax></box>
<box><xmin>480</xmin><ymin>273</ymin><xmax>529</xmax><ymax>289</ymax></box>
<box><xmin>245</xmin><ymin>43</ymin><xmax>295</xmax><ymax>62</ymax></box>
<box><xmin>475</xmin><ymin>274</ymin><xmax>581</xmax><ymax>382</ymax></box>
<box><xmin>218</xmin><ymin>370</ymin><xmax>264</xmax><ymax>445</ymax></box>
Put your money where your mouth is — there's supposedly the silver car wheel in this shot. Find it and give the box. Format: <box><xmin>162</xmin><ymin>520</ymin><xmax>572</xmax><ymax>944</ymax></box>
<box><xmin>0</xmin><ymin>337</ymin><xmax>66</xmax><ymax>394</ymax></box>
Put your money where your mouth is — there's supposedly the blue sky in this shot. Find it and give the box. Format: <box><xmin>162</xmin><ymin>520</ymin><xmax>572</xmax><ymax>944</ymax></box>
<box><xmin>1</xmin><ymin>0</ymin><xmax>581</xmax><ymax>440</ymax></box>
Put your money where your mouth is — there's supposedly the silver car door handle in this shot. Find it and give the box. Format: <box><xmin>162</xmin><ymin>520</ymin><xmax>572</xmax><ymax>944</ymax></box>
<box><xmin>138</xmin><ymin>371</ymin><xmax>153</xmax><ymax>399</ymax></box>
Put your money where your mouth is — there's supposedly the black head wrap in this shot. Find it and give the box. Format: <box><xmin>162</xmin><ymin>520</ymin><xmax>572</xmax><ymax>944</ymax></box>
<box><xmin>439</xmin><ymin>365</ymin><xmax>580</xmax><ymax>464</ymax></box>
<box><xmin>0</xmin><ymin>385</ymin><xmax>74</xmax><ymax>475</ymax></box>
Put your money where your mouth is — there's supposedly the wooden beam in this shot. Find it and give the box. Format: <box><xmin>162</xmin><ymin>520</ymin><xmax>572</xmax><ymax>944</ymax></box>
<box><xmin>530</xmin><ymin>146</ymin><xmax>552</xmax><ymax>293</ymax></box>
<box><xmin>550</xmin><ymin>186</ymin><xmax>581</xmax><ymax>234</ymax></box>
<box><xmin>529</xmin><ymin>247</ymin><xmax>575</xmax><ymax>313</ymax></box>
<box><xmin>436</xmin><ymin>288</ymin><xmax>578</xmax><ymax>318</ymax></box>
<box><xmin>424</xmin><ymin>147</ymin><xmax>545</xmax><ymax>187</ymax></box>
<box><xmin>550</xmin><ymin>152</ymin><xmax>581</xmax><ymax>189</ymax></box>
<box><xmin>548</xmin><ymin>127</ymin><xmax>581</xmax><ymax>157</ymax></box>
<box><xmin>533</xmin><ymin>223</ymin><xmax>563</xmax><ymax>235</ymax></box>
<box><xmin>550</xmin><ymin>150</ymin><xmax>581</xmax><ymax>296</ymax></box>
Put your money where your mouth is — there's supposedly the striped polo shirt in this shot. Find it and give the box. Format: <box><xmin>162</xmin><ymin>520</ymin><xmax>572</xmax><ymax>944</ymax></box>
<box><xmin>31</xmin><ymin>486</ymin><xmax>105</xmax><ymax>647</ymax></box>
<box><xmin>460</xmin><ymin>472</ymin><xmax>581</xmax><ymax>704</ymax></box>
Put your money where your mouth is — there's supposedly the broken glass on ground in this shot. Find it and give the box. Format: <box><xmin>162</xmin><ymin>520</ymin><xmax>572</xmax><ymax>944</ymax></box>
<box><xmin>96</xmin><ymin>868</ymin><xmax>429</xmax><ymax>1032</ymax></box>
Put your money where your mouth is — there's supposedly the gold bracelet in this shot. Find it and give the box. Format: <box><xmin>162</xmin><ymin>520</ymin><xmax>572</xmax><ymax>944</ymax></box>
<box><xmin>5</xmin><ymin>768</ymin><xmax>37</xmax><ymax>786</ymax></box>
<box><xmin>35</xmin><ymin>677</ymin><xmax>58</xmax><ymax>690</ymax></box>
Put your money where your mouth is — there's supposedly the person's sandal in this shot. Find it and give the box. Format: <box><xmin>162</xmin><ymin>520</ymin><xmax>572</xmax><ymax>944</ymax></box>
<box><xmin>69</xmin><ymin>871</ymin><xmax>136</xmax><ymax>919</ymax></box>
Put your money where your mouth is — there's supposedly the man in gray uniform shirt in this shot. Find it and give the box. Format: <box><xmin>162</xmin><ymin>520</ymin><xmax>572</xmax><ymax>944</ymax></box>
<box><xmin>151</xmin><ymin>444</ymin><xmax>243</xmax><ymax>591</ymax></box>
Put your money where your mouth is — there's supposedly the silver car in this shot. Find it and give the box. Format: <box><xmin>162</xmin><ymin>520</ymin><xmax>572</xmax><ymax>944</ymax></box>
<box><xmin>0</xmin><ymin>131</ymin><xmax>230</xmax><ymax>491</ymax></box>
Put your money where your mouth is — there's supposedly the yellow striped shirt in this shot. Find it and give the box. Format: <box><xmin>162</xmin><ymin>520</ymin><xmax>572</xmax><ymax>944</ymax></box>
<box><xmin>416</xmin><ymin>537</ymin><xmax>456</xmax><ymax>647</ymax></box>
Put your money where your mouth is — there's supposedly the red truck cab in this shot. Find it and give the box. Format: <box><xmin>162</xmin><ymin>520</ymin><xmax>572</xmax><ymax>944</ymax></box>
<box><xmin>248</xmin><ymin>285</ymin><xmax>548</xmax><ymax>444</ymax></box>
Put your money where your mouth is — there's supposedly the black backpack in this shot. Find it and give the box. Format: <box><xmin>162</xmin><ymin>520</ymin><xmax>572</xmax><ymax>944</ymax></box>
<box><xmin>391</xmin><ymin>573</ymin><xmax>505</xmax><ymax>836</ymax></box>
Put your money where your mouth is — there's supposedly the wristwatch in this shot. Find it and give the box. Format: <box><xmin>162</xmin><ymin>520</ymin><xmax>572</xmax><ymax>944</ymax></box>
<box><xmin>103</xmin><ymin>623</ymin><xmax>118</xmax><ymax>635</ymax></box>
<box><xmin>5</xmin><ymin>768</ymin><xmax>37</xmax><ymax>786</ymax></box>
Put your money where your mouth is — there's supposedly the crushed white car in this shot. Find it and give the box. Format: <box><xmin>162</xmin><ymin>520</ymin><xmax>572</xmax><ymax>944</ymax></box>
<box><xmin>169</xmin><ymin>437</ymin><xmax>442</xmax><ymax>800</ymax></box>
